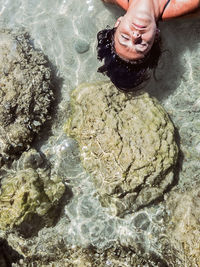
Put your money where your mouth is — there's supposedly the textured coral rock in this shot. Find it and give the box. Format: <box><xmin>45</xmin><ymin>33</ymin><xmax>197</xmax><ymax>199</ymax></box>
<box><xmin>4</xmin><ymin>231</ymin><xmax>162</xmax><ymax>267</ymax></box>
<box><xmin>0</xmin><ymin>29</ymin><xmax>54</xmax><ymax>165</ymax></box>
<box><xmin>0</xmin><ymin>149</ymin><xmax>65</xmax><ymax>231</ymax></box>
<box><xmin>165</xmin><ymin>186</ymin><xmax>200</xmax><ymax>266</ymax></box>
<box><xmin>66</xmin><ymin>82</ymin><xmax>178</xmax><ymax>216</ymax></box>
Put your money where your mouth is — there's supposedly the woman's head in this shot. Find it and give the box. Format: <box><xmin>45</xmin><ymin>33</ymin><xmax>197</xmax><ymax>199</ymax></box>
<box><xmin>97</xmin><ymin>18</ymin><xmax>161</xmax><ymax>91</ymax></box>
<box><xmin>114</xmin><ymin>13</ymin><xmax>158</xmax><ymax>61</ymax></box>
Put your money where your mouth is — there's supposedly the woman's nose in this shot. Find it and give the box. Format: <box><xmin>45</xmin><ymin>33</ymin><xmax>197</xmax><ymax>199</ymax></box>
<box><xmin>133</xmin><ymin>31</ymin><xmax>141</xmax><ymax>38</ymax></box>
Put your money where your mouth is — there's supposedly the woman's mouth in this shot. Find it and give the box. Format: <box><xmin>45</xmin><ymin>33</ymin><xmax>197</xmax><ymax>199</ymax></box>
<box><xmin>132</xmin><ymin>23</ymin><xmax>146</xmax><ymax>29</ymax></box>
<box><xmin>137</xmin><ymin>43</ymin><xmax>148</xmax><ymax>51</ymax></box>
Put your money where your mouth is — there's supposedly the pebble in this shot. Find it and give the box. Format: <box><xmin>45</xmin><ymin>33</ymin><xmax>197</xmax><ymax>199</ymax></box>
<box><xmin>75</xmin><ymin>39</ymin><xmax>90</xmax><ymax>54</ymax></box>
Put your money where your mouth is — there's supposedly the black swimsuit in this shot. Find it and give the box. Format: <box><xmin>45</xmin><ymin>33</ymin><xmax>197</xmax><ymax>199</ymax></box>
<box><xmin>127</xmin><ymin>0</ymin><xmax>171</xmax><ymax>20</ymax></box>
<box><xmin>160</xmin><ymin>0</ymin><xmax>171</xmax><ymax>19</ymax></box>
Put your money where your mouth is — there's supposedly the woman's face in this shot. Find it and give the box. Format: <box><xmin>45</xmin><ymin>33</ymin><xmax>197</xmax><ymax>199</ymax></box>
<box><xmin>114</xmin><ymin>14</ymin><xmax>157</xmax><ymax>61</ymax></box>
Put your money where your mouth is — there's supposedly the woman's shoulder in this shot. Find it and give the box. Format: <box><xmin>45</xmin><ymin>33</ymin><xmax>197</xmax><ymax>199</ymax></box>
<box><xmin>101</xmin><ymin>0</ymin><xmax>129</xmax><ymax>10</ymax></box>
<box><xmin>161</xmin><ymin>0</ymin><xmax>200</xmax><ymax>20</ymax></box>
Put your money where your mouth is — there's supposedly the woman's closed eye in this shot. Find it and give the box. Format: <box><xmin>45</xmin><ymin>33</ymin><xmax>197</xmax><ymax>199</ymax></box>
<box><xmin>121</xmin><ymin>34</ymin><xmax>130</xmax><ymax>40</ymax></box>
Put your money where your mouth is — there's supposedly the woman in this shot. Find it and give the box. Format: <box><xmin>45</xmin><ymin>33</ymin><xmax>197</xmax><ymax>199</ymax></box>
<box><xmin>97</xmin><ymin>0</ymin><xmax>200</xmax><ymax>91</ymax></box>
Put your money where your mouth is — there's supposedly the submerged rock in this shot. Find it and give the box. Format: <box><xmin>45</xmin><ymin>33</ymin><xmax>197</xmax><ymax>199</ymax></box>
<box><xmin>0</xmin><ymin>149</ymin><xmax>65</xmax><ymax>233</ymax></box>
<box><xmin>165</xmin><ymin>186</ymin><xmax>200</xmax><ymax>266</ymax></box>
<box><xmin>66</xmin><ymin>82</ymin><xmax>178</xmax><ymax>216</ymax></box>
<box><xmin>0</xmin><ymin>29</ymin><xmax>54</xmax><ymax>165</ymax></box>
<box><xmin>4</xmin><ymin>231</ymin><xmax>166</xmax><ymax>267</ymax></box>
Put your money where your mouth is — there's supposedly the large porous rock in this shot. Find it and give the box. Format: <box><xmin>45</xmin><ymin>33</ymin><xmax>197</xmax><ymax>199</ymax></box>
<box><xmin>165</xmin><ymin>186</ymin><xmax>200</xmax><ymax>266</ymax></box>
<box><xmin>66</xmin><ymin>82</ymin><xmax>178</xmax><ymax>217</ymax></box>
<box><xmin>0</xmin><ymin>29</ymin><xmax>54</xmax><ymax>165</ymax></box>
<box><xmin>0</xmin><ymin>149</ymin><xmax>65</xmax><ymax>234</ymax></box>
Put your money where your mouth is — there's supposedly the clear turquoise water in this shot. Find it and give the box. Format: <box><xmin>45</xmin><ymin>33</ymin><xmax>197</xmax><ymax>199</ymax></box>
<box><xmin>0</xmin><ymin>0</ymin><xmax>200</xmax><ymax>257</ymax></box>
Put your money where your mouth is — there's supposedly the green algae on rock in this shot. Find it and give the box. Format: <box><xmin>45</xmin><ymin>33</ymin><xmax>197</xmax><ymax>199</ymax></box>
<box><xmin>0</xmin><ymin>29</ymin><xmax>54</xmax><ymax>165</ymax></box>
<box><xmin>65</xmin><ymin>82</ymin><xmax>178</xmax><ymax>217</ymax></box>
<box><xmin>0</xmin><ymin>149</ymin><xmax>65</xmax><ymax>231</ymax></box>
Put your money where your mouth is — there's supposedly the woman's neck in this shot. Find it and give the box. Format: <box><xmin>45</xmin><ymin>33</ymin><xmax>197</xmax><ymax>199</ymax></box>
<box><xmin>127</xmin><ymin>0</ymin><xmax>166</xmax><ymax>21</ymax></box>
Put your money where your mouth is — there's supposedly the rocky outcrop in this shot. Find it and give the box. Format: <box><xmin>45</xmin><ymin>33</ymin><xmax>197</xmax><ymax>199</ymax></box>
<box><xmin>66</xmin><ymin>82</ymin><xmax>178</xmax><ymax>216</ymax></box>
<box><xmin>0</xmin><ymin>29</ymin><xmax>54</xmax><ymax>165</ymax></box>
<box><xmin>0</xmin><ymin>149</ymin><xmax>65</xmax><ymax>233</ymax></box>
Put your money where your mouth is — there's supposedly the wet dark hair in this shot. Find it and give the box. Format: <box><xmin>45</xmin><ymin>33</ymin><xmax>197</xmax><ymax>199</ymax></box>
<box><xmin>97</xmin><ymin>27</ymin><xmax>162</xmax><ymax>92</ymax></box>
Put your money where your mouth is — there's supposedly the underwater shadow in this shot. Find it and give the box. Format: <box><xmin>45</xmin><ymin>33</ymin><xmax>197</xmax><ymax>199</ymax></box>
<box><xmin>0</xmin><ymin>238</ymin><xmax>23</xmax><ymax>267</ymax></box>
<box><xmin>146</xmin><ymin>17</ymin><xmax>200</xmax><ymax>101</ymax></box>
<box><xmin>96</xmin><ymin>5</ymin><xmax>200</xmax><ymax>101</ymax></box>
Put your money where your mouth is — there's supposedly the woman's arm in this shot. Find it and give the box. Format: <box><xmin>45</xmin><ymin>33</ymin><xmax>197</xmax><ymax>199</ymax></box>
<box><xmin>178</xmin><ymin>7</ymin><xmax>200</xmax><ymax>18</ymax></box>
<box><xmin>162</xmin><ymin>0</ymin><xmax>200</xmax><ymax>20</ymax></box>
<box><xmin>101</xmin><ymin>0</ymin><xmax>129</xmax><ymax>10</ymax></box>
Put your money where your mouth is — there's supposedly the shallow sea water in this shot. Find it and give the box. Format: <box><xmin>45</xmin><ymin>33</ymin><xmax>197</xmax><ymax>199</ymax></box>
<box><xmin>0</xmin><ymin>0</ymin><xmax>200</xmax><ymax>261</ymax></box>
